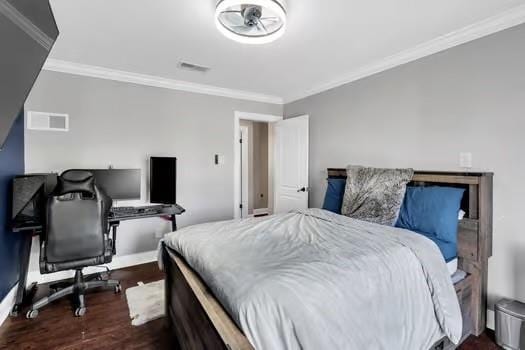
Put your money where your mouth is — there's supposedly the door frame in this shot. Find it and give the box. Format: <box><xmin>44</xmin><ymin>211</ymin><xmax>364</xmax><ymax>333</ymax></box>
<box><xmin>239</xmin><ymin>125</ymin><xmax>249</xmax><ymax>218</ymax></box>
<box><xmin>233</xmin><ymin>111</ymin><xmax>282</xmax><ymax>219</ymax></box>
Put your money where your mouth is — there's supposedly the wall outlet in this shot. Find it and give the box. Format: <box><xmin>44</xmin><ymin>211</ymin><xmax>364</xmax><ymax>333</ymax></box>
<box><xmin>459</xmin><ymin>152</ymin><xmax>473</xmax><ymax>168</ymax></box>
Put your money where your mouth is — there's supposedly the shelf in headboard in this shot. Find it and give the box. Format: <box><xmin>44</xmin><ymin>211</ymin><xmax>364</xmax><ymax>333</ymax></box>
<box><xmin>458</xmin><ymin>219</ymin><xmax>479</xmax><ymax>261</ymax></box>
<box><xmin>327</xmin><ymin>168</ymin><xmax>493</xmax><ymax>184</ymax></box>
<box><xmin>412</xmin><ymin>174</ymin><xmax>479</xmax><ymax>185</ymax></box>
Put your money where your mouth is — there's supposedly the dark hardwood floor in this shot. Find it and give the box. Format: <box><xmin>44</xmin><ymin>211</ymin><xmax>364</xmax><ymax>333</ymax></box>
<box><xmin>0</xmin><ymin>262</ymin><xmax>501</xmax><ymax>349</ymax></box>
<box><xmin>459</xmin><ymin>331</ymin><xmax>500</xmax><ymax>350</ymax></box>
<box><xmin>0</xmin><ymin>263</ymin><xmax>176</xmax><ymax>350</ymax></box>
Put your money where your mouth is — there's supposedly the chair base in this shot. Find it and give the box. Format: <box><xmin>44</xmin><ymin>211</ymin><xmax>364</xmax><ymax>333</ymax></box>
<box><xmin>26</xmin><ymin>269</ymin><xmax>121</xmax><ymax>319</ymax></box>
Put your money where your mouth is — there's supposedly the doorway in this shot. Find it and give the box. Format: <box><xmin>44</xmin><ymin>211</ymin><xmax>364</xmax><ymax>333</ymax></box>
<box><xmin>233</xmin><ymin>112</ymin><xmax>309</xmax><ymax>219</ymax></box>
<box><xmin>233</xmin><ymin>112</ymin><xmax>282</xmax><ymax>219</ymax></box>
<box><xmin>240</xmin><ymin>120</ymin><xmax>270</xmax><ymax>218</ymax></box>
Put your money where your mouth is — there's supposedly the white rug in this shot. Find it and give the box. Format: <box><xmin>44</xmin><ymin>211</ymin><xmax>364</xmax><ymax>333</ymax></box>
<box><xmin>125</xmin><ymin>280</ymin><xmax>165</xmax><ymax>326</ymax></box>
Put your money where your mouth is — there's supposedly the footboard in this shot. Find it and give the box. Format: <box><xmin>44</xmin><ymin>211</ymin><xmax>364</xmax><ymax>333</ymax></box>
<box><xmin>162</xmin><ymin>243</ymin><xmax>254</xmax><ymax>350</ymax></box>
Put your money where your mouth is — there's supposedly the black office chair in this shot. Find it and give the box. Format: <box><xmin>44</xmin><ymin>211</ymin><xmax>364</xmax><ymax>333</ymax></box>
<box><xmin>26</xmin><ymin>170</ymin><xmax>121</xmax><ymax>318</ymax></box>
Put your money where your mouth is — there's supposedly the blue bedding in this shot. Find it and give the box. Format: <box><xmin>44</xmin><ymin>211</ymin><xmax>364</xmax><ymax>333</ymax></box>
<box><xmin>396</xmin><ymin>186</ymin><xmax>465</xmax><ymax>244</ymax></box>
<box><xmin>412</xmin><ymin>230</ymin><xmax>457</xmax><ymax>262</ymax></box>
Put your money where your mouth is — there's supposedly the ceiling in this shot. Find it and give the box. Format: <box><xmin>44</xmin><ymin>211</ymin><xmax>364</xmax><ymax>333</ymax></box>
<box><xmin>47</xmin><ymin>0</ymin><xmax>525</xmax><ymax>103</ymax></box>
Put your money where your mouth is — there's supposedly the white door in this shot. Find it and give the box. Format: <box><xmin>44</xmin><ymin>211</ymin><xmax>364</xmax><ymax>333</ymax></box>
<box><xmin>273</xmin><ymin>115</ymin><xmax>309</xmax><ymax>213</ymax></box>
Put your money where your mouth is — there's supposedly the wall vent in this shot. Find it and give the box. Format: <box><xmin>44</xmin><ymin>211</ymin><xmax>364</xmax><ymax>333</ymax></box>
<box><xmin>178</xmin><ymin>61</ymin><xmax>210</xmax><ymax>73</ymax></box>
<box><xmin>27</xmin><ymin>111</ymin><xmax>69</xmax><ymax>131</ymax></box>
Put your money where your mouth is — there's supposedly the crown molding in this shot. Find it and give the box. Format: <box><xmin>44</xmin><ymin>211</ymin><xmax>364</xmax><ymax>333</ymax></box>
<box><xmin>284</xmin><ymin>4</ymin><xmax>525</xmax><ymax>103</ymax></box>
<box><xmin>43</xmin><ymin>4</ymin><xmax>525</xmax><ymax>106</ymax></box>
<box><xmin>43</xmin><ymin>59</ymin><xmax>284</xmax><ymax>105</ymax></box>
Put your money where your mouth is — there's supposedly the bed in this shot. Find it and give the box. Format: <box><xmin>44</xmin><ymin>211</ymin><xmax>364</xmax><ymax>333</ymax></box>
<box><xmin>160</xmin><ymin>170</ymin><xmax>493</xmax><ymax>350</ymax></box>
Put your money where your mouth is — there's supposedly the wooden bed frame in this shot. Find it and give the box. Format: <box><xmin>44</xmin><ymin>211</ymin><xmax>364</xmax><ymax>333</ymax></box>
<box><xmin>162</xmin><ymin>170</ymin><xmax>493</xmax><ymax>350</ymax></box>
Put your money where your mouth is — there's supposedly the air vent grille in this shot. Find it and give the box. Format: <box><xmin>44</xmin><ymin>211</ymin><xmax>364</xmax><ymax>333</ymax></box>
<box><xmin>27</xmin><ymin>111</ymin><xmax>69</xmax><ymax>131</ymax></box>
<box><xmin>178</xmin><ymin>61</ymin><xmax>210</xmax><ymax>73</ymax></box>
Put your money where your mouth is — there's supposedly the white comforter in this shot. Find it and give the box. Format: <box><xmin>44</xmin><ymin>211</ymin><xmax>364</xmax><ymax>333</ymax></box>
<box><xmin>161</xmin><ymin>208</ymin><xmax>462</xmax><ymax>350</ymax></box>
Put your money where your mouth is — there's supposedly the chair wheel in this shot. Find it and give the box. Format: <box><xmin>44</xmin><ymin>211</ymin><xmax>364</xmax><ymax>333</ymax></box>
<box><xmin>114</xmin><ymin>284</ymin><xmax>122</xmax><ymax>294</ymax></box>
<box><xmin>26</xmin><ymin>309</ymin><xmax>39</xmax><ymax>319</ymax></box>
<box><xmin>74</xmin><ymin>307</ymin><xmax>86</xmax><ymax>317</ymax></box>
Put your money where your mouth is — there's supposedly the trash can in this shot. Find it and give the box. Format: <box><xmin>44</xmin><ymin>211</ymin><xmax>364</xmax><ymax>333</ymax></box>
<box><xmin>495</xmin><ymin>299</ymin><xmax>525</xmax><ymax>350</ymax></box>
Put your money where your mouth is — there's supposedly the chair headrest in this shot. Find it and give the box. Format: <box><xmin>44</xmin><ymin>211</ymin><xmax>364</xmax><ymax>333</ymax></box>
<box><xmin>54</xmin><ymin>170</ymin><xmax>95</xmax><ymax>196</ymax></box>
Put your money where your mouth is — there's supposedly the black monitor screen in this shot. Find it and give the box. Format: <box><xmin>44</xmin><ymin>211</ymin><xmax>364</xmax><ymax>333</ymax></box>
<box><xmin>150</xmin><ymin>157</ymin><xmax>176</xmax><ymax>204</ymax></box>
<box><xmin>83</xmin><ymin>169</ymin><xmax>141</xmax><ymax>200</ymax></box>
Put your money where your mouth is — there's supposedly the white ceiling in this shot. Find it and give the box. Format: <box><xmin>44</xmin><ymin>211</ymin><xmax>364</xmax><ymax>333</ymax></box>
<box><xmin>48</xmin><ymin>0</ymin><xmax>525</xmax><ymax>103</ymax></box>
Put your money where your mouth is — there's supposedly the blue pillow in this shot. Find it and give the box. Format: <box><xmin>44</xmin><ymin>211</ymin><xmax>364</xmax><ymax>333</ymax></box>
<box><xmin>414</xmin><ymin>230</ymin><xmax>457</xmax><ymax>262</ymax></box>
<box><xmin>396</xmin><ymin>186</ymin><xmax>465</xmax><ymax>243</ymax></box>
<box><xmin>322</xmin><ymin>178</ymin><xmax>346</xmax><ymax>214</ymax></box>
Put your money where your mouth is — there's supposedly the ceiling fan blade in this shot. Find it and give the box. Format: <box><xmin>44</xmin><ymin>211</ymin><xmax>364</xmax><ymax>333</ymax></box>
<box><xmin>256</xmin><ymin>19</ymin><xmax>268</xmax><ymax>34</ymax></box>
<box><xmin>220</xmin><ymin>11</ymin><xmax>245</xmax><ymax>26</ymax></box>
<box><xmin>220</xmin><ymin>11</ymin><xmax>243</xmax><ymax>18</ymax></box>
<box><xmin>229</xmin><ymin>25</ymin><xmax>254</xmax><ymax>34</ymax></box>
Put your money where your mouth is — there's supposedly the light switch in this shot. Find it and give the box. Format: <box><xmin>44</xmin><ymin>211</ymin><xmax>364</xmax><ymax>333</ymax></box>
<box><xmin>215</xmin><ymin>154</ymin><xmax>225</xmax><ymax>165</ymax></box>
<box><xmin>459</xmin><ymin>152</ymin><xmax>472</xmax><ymax>168</ymax></box>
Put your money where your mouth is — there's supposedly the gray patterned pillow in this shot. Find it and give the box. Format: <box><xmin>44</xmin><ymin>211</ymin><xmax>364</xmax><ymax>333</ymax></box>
<box><xmin>341</xmin><ymin>165</ymin><xmax>414</xmax><ymax>226</ymax></box>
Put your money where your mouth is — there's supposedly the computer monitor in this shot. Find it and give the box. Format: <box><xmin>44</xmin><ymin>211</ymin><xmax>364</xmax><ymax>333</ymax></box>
<box><xmin>150</xmin><ymin>157</ymin><xmax>177</xmax><ymax>204</ymax></box>
<box><xmin>82</xmin><ymin>169</ymin><xmax>141</xmax><ymax>200</ymax></box>
<box><xmin>12</xmin><ymin>173</ymin><xmax>57</xmax><ymax>223</ymax></box>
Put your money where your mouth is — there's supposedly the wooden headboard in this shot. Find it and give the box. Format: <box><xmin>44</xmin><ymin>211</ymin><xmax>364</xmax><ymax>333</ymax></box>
<box><xmin>327</xmin><ymin>168</ymin><xmax>493</xmax><ymax>337</ymax></box>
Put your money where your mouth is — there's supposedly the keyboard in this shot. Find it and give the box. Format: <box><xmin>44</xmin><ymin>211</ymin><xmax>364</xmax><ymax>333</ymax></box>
<box><xmin>110</xmin><ymin>204</ymin><xmax>185</xmax><ymax>218</ymax></box>
<box><xmin>110</xmin><ymin>206</ymin><xmax>139</xmax><ymax>216</ymax></box>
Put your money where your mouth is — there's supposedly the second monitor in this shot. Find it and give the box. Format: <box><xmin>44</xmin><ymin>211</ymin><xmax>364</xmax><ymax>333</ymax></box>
<box><xmin>150</xmin><ymin>157</ymin><xmax>177</xmax><ymax>205</ymax></box>
<box><xmin>84</xmin><ymin>169</ymin><xmax>141</xmax><ymax>200</ymax></box>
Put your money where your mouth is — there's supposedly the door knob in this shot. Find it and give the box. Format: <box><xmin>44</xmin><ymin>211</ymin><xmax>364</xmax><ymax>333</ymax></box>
<box><xmin>297</xmin><ymin>187</ymin><xmax>308</xmax><ymax>192</ymax></box>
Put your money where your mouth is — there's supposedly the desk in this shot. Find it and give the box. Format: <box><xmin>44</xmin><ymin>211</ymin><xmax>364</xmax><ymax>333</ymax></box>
<box><xmin>10</xmin><ymin>204</ymin><xmax>185</xmax><ymax>316</ymax></box>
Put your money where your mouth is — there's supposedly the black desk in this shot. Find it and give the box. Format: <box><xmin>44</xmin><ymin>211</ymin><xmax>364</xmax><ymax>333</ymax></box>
<box><xmin>10</xmin><ymin>204</ymin><xmax>185</xmax><ymax>316</ymax></box>
<box><xmin>109</xmin><ymin>204</ymin><xmax>185</xmax><ymax>230</ymax></box>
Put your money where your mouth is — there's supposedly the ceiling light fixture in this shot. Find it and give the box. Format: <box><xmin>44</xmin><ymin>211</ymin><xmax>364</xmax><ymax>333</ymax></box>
<box><xmin>214</xmin><ymin>0</ymin><xmax>287</xmax><ymax>45</ymax></box>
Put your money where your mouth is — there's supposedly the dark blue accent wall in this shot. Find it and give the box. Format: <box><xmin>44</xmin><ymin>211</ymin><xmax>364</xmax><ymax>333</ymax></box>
<box><xmin>0</xmin><ymin>112</ymin><xmax>25</xmax><ymax>301</ymax></box>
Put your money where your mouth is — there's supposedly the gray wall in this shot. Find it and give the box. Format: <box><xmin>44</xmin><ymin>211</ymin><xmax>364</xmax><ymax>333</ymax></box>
<box><xmin>25</xmin><ymin>70</ymin><xmax>282</xmax><ymax>261</ymax></box>
<box><xmin>285</xmin><ymin>24</ymin><xmax>525</xmax><ymax>311</ymax></box>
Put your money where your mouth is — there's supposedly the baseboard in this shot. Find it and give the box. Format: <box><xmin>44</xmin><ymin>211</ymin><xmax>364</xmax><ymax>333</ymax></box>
<box><xmin>27</xmin><ymin>250</ymin><xmax>158</xmax><ymax>285</ymax></box>
<box><xmin>487</xmin><ymin>309</ymin><xmax>495</xmax><ymax>330</ymax></box>
<box><xmin>253</xmin><ymin>208</ymin><xmax>270</xmax><ymax>215</ymax></box>
<box><xmin>0</xmin><ymin>284</ymin><xmax>18</xmax><ymax>328</ymax></box>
